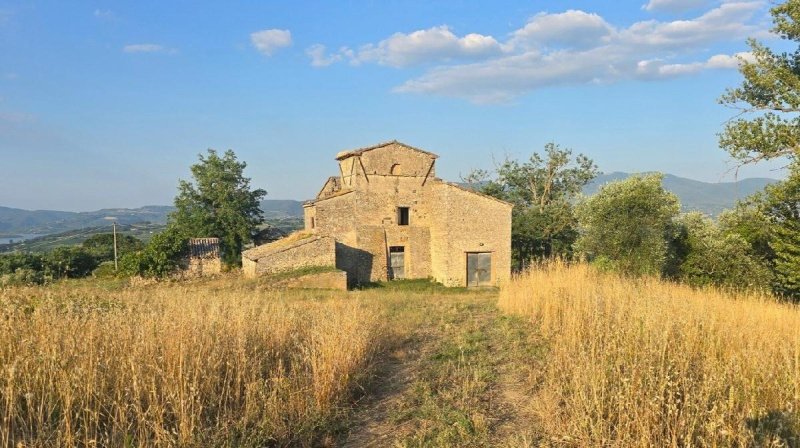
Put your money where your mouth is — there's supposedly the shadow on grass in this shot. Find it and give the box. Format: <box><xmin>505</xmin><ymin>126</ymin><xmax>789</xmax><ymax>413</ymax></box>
<box><xmin>747</xmin><ymin>410</ymin><xmax>800</xmax><ymax>447</ymax></box>
<box><xmin>355</xmin><ymin>278</ymin><xmax>497</xmax><ymax>295</ymax></box>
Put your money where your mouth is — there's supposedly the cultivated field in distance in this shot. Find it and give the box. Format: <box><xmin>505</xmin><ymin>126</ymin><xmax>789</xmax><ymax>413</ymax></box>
<box><xmin>500</xmin><ymin>261</ymin><xmax>800</xmax><ymax>447</ymax></box>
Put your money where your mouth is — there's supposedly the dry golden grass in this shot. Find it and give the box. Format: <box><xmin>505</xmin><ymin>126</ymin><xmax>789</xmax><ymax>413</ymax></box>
<box><xmin>0</xmin><ymin>280</ymin><xmax>381</xmax><ymax>447</ymax></box>
<box><xmin>499</xmin><ymin>261</ymin><xmax>800</xmax><ymax>447</ymax></box>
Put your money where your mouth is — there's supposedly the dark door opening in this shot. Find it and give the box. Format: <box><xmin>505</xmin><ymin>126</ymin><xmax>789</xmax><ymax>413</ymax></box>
<box><xmin>389</xmin><ymin>246</ymin><xmax>405</xmax><ymax>279</ymax></box>
<box><xmin>467</xmin><ymin>252</ymin><xmax>491</xmax><ymax>287</ymax></box>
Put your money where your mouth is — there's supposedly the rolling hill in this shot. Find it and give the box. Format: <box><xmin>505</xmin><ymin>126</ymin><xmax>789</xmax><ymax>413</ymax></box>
<box><xmin>583</xmin><ymin>173</ymin><xmax>777</xmax><ymax>216</ymax></box>
<box><xmin>0</xmin><ymin>200</ymin><xmax>305</xmax><ymax>235</ymax></box>
<box><xmin>0</xmin><ymin>174</ymin><xmax>778</xmax><ymax>236</ymax></box>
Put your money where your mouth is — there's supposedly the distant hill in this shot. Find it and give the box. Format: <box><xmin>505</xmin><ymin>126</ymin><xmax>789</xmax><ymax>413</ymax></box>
<box><xmin>0</xmin><ymin>200</ymin><xmax>305</xmax><ymax>235</ymax></box>
<box><xmin>583</xmin><ymin>173</ymin><xmax>778</xmax><ymax>216</ymax></box>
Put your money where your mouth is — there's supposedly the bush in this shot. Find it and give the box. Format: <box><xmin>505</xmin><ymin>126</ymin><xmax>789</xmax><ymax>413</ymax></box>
<box><xmin>676</xmin><ymin>212</ymin><xmax>772</xmax><ymax>290</ymax></box>
<box><xmin>0</xmin><ymin>268</ymin><xmax>44</xmax><ymax>286</ymax></box>
<box><xmin>576</xmin><ymin>174</ymin><xmax>680</xmax><ymax>277</ymax></box>
<box><xmin>92</xmin><ymin>261</ymin><xmax>118</xmax><ymax>278</ymax></box>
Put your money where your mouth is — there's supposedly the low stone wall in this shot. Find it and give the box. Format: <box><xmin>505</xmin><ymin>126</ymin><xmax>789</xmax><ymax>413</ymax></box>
<box><xmin>277</xmin><ymin>270</ymin><xmax>348</xmax><ymax>290</ymax></box>
<box><xmin>242</xmin><ymin>235</ymin><xmax>336</xmax><ymax>278</ymax></box>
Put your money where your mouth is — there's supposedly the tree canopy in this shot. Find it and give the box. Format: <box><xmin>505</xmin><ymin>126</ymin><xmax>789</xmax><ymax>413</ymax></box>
<box><xmin>473</xmin><ymin>143</ymin><xmax>598</xmax><ymax>268</ymax></box>
<box><xmin>170</xmin><ymin>149</ymin><xmax>266</xmax><ymax>266</ymax></box>
<box><xmin>718</xmin><ymin>0</ymin><xmax>800</xmax><ymax>167</ymax></box>
<box><xmin>575</xmin><ymin>174</ymin><xmax>680</xmax><ymax>277</ymax></box>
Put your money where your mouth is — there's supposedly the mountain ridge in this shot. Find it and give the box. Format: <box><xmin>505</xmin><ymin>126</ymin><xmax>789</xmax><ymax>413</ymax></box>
<box><xmin>0</xmin><ymin>173</ymin><xmax>779</xmax><ymax>235</ymax></box>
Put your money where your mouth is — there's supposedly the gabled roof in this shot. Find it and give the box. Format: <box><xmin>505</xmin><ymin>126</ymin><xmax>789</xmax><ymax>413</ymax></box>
<box><xmin>440</xmin><ymin>181</ymin><xmax>514</xmax><ymax>207</ymax></box>
<box><xmin>335</xmin><ymin>140</ymin><xmax>439</xmax><ymax>161</ymax></box>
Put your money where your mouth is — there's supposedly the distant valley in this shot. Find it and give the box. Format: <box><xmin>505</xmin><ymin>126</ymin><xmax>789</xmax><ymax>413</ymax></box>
<box><xmin>0</xmin><ymin>173</ymin><xmax>778</xmax><ymax>238</ymax></box>
<box><xmin>0</xmin><ymin>200</ymin><xmax>305</xmax><ymax>235</ymax></box>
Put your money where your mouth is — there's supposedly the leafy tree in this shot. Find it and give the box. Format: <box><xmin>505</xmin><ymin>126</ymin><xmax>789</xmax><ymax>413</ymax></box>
<box><xmin>119</xmin><ymin>225</ymin><xmax>189</xmax><ymax>278</ymax></box>
<box><xmin>718</xmin><ymin>0</ymin><xmax>800</xmax><ymax>167</ymax></box>
<box><xmin>0</xmin><ymin>253</ymin><xmax>43</xmax><ymax>276</ymax></box>
<box><xmin>82</xmin><ymin>233</ymin><xmax>145</xmax><ymax>263</ymax></box>
<box><xmin>718</xmin><ymin>198</ymin><xmax>775</xmax><ymax>263</ymax></box>
<box><xmin>42</xmin><ymin>247</ymin><xmax>97</xmax><ymax>279</ymax></box>
<box><xmin>763</xmin><ymin>170</ymin><xmax>800</xmax><ymax>298</ymax></box>
<box><xmin>676</xmin><ymin>212</ymin><xmax>772</xmax><ymax>289</ymax></box>
<box><xmin>471</xmin><ymin>143</ymin><xmax>598</xmax><ymax>269</ymax></box>
<box><xmin>575</xmin><ymin>174</ymin><xmax>680</xmax><ymax>277</ymax></box>
<box><xmin>170</xmin><ymin>149</ymin><xmax>266</xmax><ymax>266</ymax></box>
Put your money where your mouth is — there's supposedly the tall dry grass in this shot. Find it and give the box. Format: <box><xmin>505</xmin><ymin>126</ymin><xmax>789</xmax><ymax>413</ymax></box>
<box><xmin>500</xmin><ymin>262</ymin><xmax>800</xmax><ymax>447</ymax></box>
<box><xmin>0</xmin><ymin>281</ymin><xmax>381</xmax><ymax>447</ymax></box>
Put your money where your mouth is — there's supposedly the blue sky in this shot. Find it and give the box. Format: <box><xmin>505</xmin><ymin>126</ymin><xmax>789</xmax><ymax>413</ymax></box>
<box><xmin>0</xmin><ymin>0</ymin><xmax>789</xmax><ymax>211</ymax></box>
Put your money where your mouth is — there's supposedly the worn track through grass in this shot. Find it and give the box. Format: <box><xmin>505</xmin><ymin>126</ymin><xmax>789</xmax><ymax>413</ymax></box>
<box><xmin>341</xmin><ymin>285</ymin><xmax>545</xmax><ymax>447</ymax></box>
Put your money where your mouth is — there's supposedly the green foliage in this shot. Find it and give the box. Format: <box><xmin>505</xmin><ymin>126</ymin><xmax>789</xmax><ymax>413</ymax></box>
<box><xmin>471</xmin><ymin>143</ymin><xmax>598</xmax><ymax>269</ymax></box>
<box><xmin>763</xmin><ymin>169</ymin><xmax>800</xmax><ymax>298</ymax></box>
<box><xmin>81</xmin><ymin>233</ymin><xmax>144</xmax><ymax>263</ymax></box>
<box><xmin>91</xmin><ymin>261</ymin><xmax>118</xmax><ymax>278</ymax></box>
<box><xmin>171</xmin><ymin>149</ymin><xmax>266</xmax><ymax>266</ymax></box>
<box><xmin>42</xmin><ymin>246</ymin><xmax>98</xmax><ymax>279</ymax></box>
<box><xmin>675</xmin><ymin>212</ymin><xmax>772</xmax><ymax>289</ymax></box>
<box><xmin>718</xmin><ymin>1</ymin><xmax>800</xmax><ymax>166</ymax></box>
<box><xmin>0</xmin><ymin>253</ymin><xmax>43</xmax><ymax>276</ymax></box>
<box><xmin>119</xmin><ymin>225</ymin><xmax>189</xmax><ymax>278</ymax></box>
<box><xmin>576</xmin><ymin>174</ymin><xmax>681</xmax><ymax>277</ymax></box>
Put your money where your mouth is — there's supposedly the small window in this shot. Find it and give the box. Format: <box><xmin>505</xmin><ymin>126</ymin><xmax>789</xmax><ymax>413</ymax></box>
<box><xmin>397</xmin><ymin>207</ymin><xmax>410</xmax><ymax>226</ymax></box>
<box><xmin>310</xmin><ymin>217</ymin><xmax>315</xmax><ymax>229</ymax></box>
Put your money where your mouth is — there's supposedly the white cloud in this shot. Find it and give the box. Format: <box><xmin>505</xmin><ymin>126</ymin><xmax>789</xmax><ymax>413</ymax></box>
<box><xmin>307</xmin><ymin>44</ymin><xmax>344</xmax><ymax>67</ymax></box>
<box><xmin>122</xmin><ymin>44</ymin><xmax>176</xmax><ymax>54</ymax></box>
<box><xmin>250</xmin><ymin>29</ymin><xmax>292</xmax><ymax>56</ymax></box>
<box><xmin>349</xmin><ymin>26</ymin><xmax>503</xmax><ymax>67</ymax></box>
<box><xmin>643</xmin><ymin>0</ymin><xmax>714</xmax><ymax>13</ymax></box>
<box><xmin>309</xmin><ymin>2</ymin><xmax>768</xmax><ymax>102</ymax></box>
<box><xmin>510</xmin><ymin>10</ymin><xmax>615</xmax><ymax>50</ymax></box>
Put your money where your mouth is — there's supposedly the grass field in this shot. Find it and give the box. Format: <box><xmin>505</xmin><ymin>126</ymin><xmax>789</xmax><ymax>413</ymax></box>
<box><xmin>3</xmin><ymin>265</ymin><xmax>800</xmax><ymax>447</ymax></box>
<box><xmin>500</xmin><ymin>262</ymin><xmax>800</xmax><ymax>447</ymax></box>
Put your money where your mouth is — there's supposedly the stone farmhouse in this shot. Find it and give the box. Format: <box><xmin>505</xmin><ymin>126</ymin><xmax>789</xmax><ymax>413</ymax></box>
<box><xmin>242</xmin><ymin>141</ymin><xmax>512</xmax><ymax>287</ymax></box>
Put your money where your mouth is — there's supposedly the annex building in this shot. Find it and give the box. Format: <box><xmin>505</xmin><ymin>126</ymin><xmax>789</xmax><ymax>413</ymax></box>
<box><xmin>243</xmin><ymin>141</ymin><xmax>512</xmax><ymax>287</ymax></box>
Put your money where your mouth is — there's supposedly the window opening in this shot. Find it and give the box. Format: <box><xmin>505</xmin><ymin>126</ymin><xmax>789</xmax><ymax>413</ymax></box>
<box><xmin>397</xmin><ymin>207</ymin><xmax>410</xmax><ymax>226</ymax></box>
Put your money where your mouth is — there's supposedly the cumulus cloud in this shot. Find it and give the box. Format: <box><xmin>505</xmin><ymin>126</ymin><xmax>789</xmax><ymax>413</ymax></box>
<box><xmin>123</xmin><ymin>44</ymin><xmax>176</xmax><ymax>54</ymax></box>
<box><xmin>351</xmin><ymin>26</ymin><xmax>503</xmax><ymax>67</ymax></box>
<box><xmin>250</xmin><ymin>29</ymin><xmax>292</xmax><ymax>56</ymax></box>
<box><xmin>306</xmin><ymin>44</ymin><xmax>353</xmax><ymax>67</ymax></box>
<box><xmin>310</xmin><ymin>2</ymin><xmax>768</xmax><ymax>102</ymax></box>
<box><xmin>643</xmin><ymin>0</ymin><xmax>714</xmax><ymax>13</ymax></box>
<box><xmin>510</xmin><ymin>10</ymin><xmax>615</xmax><ymax>50</ymax></box>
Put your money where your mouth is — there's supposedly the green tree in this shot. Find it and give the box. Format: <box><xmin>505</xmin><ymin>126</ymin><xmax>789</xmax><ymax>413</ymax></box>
<box><xmin>472</xmin><ymin>143</ymin><xmax>598</xmax><ymax>269</ymax></box>
<box><xmin>718</xmin><ymin>1</ymin><xmax>800</xmax><ymax>166</ymax></box>
<box><xmin>81</xmin><ymin>233</ymin><xmax>145</xmax><ymax>263</ymax></box>
<box><xmin>763</xmin><ymin>170</ymin><xmax>800</xmax><ymax>298</ymax></box>
<box><xmin>676</xmin><ymin>212</ymin><xmax>772</xmax><ymax>289</ymax></box>
<box><xmin>119</xmin><ymin>225</ymin><xmax>189</xmax><ymax>278</ymax></box>
<box><xmin>575</xmin><ymin>174</ymin><xmax>680</xmax><ymax>277</ymax></box>
<box><xmin>42</xmin><ymin>246</ymin><xmax>97</xmax><ymax>279</ymax></box>
<box><xmin>171</xmin><ymin>149</ymin><xmax>266</xmax><ymax>266</ymax></box>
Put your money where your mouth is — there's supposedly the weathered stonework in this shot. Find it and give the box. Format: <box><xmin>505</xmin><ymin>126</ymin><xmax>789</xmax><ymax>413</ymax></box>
<box><xmin>244</xmin><ymin>141</ymin><xmax>513</xmax><ymax>287</ymax></box>
<box><xmin>242</xmin><ymin>235</ymin><xmax>336</xmax><ymax>278</ymax></box>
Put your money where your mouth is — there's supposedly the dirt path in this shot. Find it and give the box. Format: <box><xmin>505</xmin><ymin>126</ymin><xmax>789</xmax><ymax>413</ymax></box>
<box><xmin>339</xmin><ymin>291</ymin><xmax>544</xmax><ymax>447</ymax></box>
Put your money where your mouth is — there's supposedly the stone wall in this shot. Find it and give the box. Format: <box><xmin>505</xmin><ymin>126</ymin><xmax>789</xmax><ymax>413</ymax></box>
<box><xmin>429</xmin><ymin>183</ymin><xmax>513</xmax><ymax>287</ymax></box>
<box><xmin>244</xmin><ymin>141</ymin><xmax>512</xmax><ymax>288</ymax></box>
<box><xmin>242</xmin><ymin>235</ymin><xmax>336</xmax><ymax>278</ymax></box>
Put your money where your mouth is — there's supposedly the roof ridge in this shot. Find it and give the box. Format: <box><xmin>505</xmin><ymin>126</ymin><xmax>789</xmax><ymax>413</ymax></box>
<box><xmin>335</xmin><ymin>140</ymin><xmax>439</xmax><ymax>160</ymax></box>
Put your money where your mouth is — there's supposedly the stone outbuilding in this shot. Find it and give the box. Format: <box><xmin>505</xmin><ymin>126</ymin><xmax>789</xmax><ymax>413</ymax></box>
<box><xmin>243</xmin><ymin>141</ymin><xmax>512</xmax><ymax>287</ymax></box>
<box><xmin>187</xmin><ymin>237</ymin><xmax>222</xmax><ymax>276</ymax></box>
